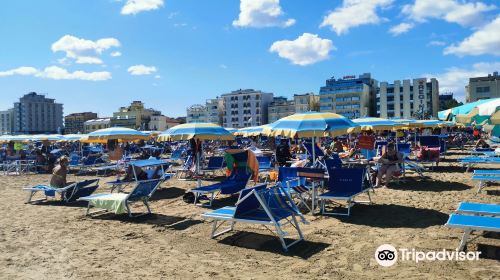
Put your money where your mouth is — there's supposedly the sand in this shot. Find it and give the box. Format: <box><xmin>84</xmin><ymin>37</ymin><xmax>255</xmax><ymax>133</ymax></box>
<box><xmin>0</xmin><ymin>150</ymin><xmax>499</xmax><ymax>280</ymax></box>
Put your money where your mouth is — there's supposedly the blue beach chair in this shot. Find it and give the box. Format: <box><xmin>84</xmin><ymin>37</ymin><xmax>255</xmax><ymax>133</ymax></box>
<box><xmin>23</xmin><ymin>179</ymin><xmax>100</xmax><ymax>204</ymax></box>
<box><xmin>200</xmin><ymin>156</ymin><xmax>225</xmax><ymax>176</ymax></box>
<box><xmin>445</xmin><ymin>214</ymin><xmax>500</xmax><ymax>251</ymax></box>
<box><xmin>319</xmin><ymin>168</ymin><xmax>372</xmax><ymax>216</ymax></box>
<box><xmin>471</xmin><ymin>173</ymin><xmax>500</xmax><ymax>194</ymax></box>
<box><xmin>256</xmin><ymin>156</ymin><xmax>273</xmax><ymax>172</ymax></box>
<box><xmin>191</xmin><ymin>167</ymin><xmax>251</xmax><ymax>207</ymax></box>
<box><xmin>201</xmin><ymin>183</ymin><xmax>309</xmax><ymax>251</ymax></box>
<box><xmin>456</xmin><ymin>202</ymin><xmax>500</xmax><ymax>216</ymax></box>
<box><xmin>78</xmin><ymin>179</ymin><xmax>163</xmax><ymax>217</ymax></box>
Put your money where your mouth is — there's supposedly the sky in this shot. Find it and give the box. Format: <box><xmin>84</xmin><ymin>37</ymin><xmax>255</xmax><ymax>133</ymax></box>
<box><xmin>0</xmin><ymin>0</ymin><xmax>499</xmax><ymax>118</ymax></box>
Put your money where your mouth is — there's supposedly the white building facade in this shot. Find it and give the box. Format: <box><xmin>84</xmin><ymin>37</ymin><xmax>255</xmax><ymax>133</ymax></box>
<box><xmin>222</xmin><ymin>89</ymin><xmax>274</xmax><ymax>128</ymax></box>
<box><xmin>0</xmin><ymin>109</ymin><xmax>14</xmax><ymax>135</ymax></box>
<box><xmin>377</xmin><ymin>78</ymin><xmax>439</xmax><ymax>119</ymax></box>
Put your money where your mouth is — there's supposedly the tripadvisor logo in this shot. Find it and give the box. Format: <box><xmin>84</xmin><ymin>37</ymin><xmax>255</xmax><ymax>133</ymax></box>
<box><xmin>375</xmin><ymin>244</ymin><xmax>481</xmax><ymax>267</ymax></box>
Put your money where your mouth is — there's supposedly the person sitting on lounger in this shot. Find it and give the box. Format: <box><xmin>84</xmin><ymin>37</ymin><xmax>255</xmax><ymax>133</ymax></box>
<box><xmin>375</xmin><ymin>143</ymin><xmax>403</xmax><ymax>188</ymax></box>
<box><xmin>50</xmin><ymin>156</ymin><xmax>70</xmax><ymax>188</ymax></box>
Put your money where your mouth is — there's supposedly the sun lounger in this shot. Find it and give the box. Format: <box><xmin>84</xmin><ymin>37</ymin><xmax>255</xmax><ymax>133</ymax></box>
<box><xmin>200</xmin><ymin>156</ymin><xmax>225</xmax><ymax>176</ymax></box>
<box><xmin>256</xmin><ymin>156</ymin><xmax>273</xmax><ymax>172</ymax></box>
<box><xmin>191</xmin><ymin>167</ymin><xmax>251</xmax><ymax>207</ymax></box>
<box><xmin>319</xmin><ymin>168</ymin><xmax>372</xmax><ymax>216</ymax></box>
<box><xmin>78</xmin><ymin>179</ymin><xmax>162</xmax><ymax>217</ymax></box>
<box><xmin>201</xmin><ymin>183</ymin><xmax>309</xmax><ymax>251</ymax></box>
<box><xmin>471</xmin><ymin>174</ymin><xmax>500</xmax><ymax>193</ymax></box>
<box><xmin>24</xmin><ymin>179</ymin><xmax>99</xmax><ymax>204</ymax></box>
<box><xmin>445</xmin><ymin>214</ymin><xmax>500</xmax><ymax>251</ymax></box>
<box><xmin>456</xmin><ymin>202</ymin><xmax>500</xmax><ymax>216</ymax></box>
<box><xmin>473</xmin><ymin>169</ymin><xmax>500</xmax><ymax>175</ymax></box>
<box><xmin>460</xmin><ymin>156</ymin><xmax>500</xmax><ymax>172</ymax></box>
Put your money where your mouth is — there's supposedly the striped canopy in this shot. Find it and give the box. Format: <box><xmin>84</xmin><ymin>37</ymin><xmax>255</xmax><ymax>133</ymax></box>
<box><xmin>0</xmin><ymin>135</ymin><xmax>33</xmax><ymax>143</ymax></box>
<box><xmin>30</xmin><ymin>134</ymin><xmax>64</xmax><ymax>141</ymax></box>
<box><xmin>59</xmin><ymin>134</ymin><xmax>87</xmax><ymax>142</ymax></box>
<box><xmin>352</xmin><ymin>118</ymin><xmax>404</xmax><ymax>131</ymax></box>
<box><xmin>438</xmin><ymin>99</ymin><xmax>492</xmax><ymax>121</ymax></box>
<box><xmin>225</xmin><ymin>127</ymin><xmax>238</xmax><ymax>134</ymax></box>
<box><xmin>455</xmin><ymin>98</ymin><xmax>500</xmax><ymax>125</ymax></box>
<box><xmin>414</xmin><ymin>119</ymin><xmax>444</xmax><ymax>128</ymax></box>
<box><xmin>234</xmin><ymin>125</ymin><xmax>270</xmax><ymax>137</ymax></box>
<box><xmin>262</xmin><ymin>112</ymin><xmax>358</xmax><ymax>138</ymax></box>
<box><xmin>157</xmin><ymin>122</ymin><xmax>235</xmax><ymax>141</ymax></box>
<box><xmin>87</xmin><ymin>127</ymin><xmax>148</xmax><ymax>141</ymax></box>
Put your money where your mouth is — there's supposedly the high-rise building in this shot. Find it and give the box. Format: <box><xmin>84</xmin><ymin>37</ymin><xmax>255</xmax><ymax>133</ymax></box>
<box><xmin>206</xmin><ymin>98</ymin><xmax>223</xmax><ymax>125</ymax></box>
<box><xmin>0</xmin><ymin>109</ymin><xmax>14</xmax><ymax>135</ymax></box>
<box><xmin>64</xmin><ymin>112</ymin><xmax>98</xmax><ymax>134</ymax></box>
<box><xmin>466</xmin><ymin>71</ymin><xmax>500</xmax><ymax>102</ymax></box>
<box><xmin>319</xmin><ymin>73</ymin><xmax>377</xmax><ymax>118</ymax></box>
<box><xmin>377</xmin><ymin>78</ymin><xmax>439</xmax><ymax>119</ymax></box>
<box><xmin>84</xmin><ymin>118</ymin><xmax>111</xmax><ymax>133</ymax></box>
<box><xmin>13</xmin><ymin>92</ymin><xmax>63</xmax><ymax>134</ymax></box>
<box><xmin>111</xmin><ymin>101</ymin><xmax>160</xmax><ymax>130</ymax></box>
<box><xmin>294</xmin><ymin>93</ymin><xmax>319</xmax><ymax>113</ymax></box>
<box><xmin>222</xmin><ymin>89</ymin><xmax>274</xmax><ymax>128</ymax></box>
<box><xmin>186</xmin><ymin>104</ymin><xmax>208</xmax><ymax>123</ymax></box>
<box><xmin>268</xmin><ymin>97</ymin><xmax>295</xmax><ymax>123</ymax></box>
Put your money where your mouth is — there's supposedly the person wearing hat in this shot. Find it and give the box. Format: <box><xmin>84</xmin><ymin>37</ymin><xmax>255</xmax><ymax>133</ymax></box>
<box><xmin>50</xmin><ymin>156</ymin><xmax>70</xmax><ymax>188</ymax></box>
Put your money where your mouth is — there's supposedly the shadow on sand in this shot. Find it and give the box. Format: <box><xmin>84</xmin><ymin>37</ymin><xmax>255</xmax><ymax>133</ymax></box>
<box><xmin>335</xmin><ymin>203</ymin><xmax>449</xmax><ymax>228</ymax></box>
<box><xmin>218</xmin><ymin>231</ymin><xmax>329</xmax><ymax>259</ymax></box>
<box><xmin>388</xmin><ymin>177</ymin><xmax>470</xmax><ymax>192</ymax></box>
<box><xmin>90</xmin><ymin>213</ymin><xmax>204</xmax><ymax>230</ymax></box>
<box><xmin>150</xmin><ymin>187</ymin><xmax>185</xmax><ymax>201</ymax></box>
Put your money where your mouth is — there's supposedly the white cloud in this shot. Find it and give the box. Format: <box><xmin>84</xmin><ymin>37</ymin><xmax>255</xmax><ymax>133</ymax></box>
<box><xmin>233</xmin><ymin>0</ymin><xmax>295</xmax><ymax>28</ymax></box>
<box><xmin>128</xmin><ymin>64</ymin><xmax>157</xmax><ymax>75</ymax></box>
<box><xmin>0</xmin><ymin>65</ymin><xmax>111</xmax><ymax>81</ymax></box>
<box><xmin>121</xmin><ymin>0</ymin><xmax>164</xmax><ymax>15</ymax></box>
<box><xmin>0</xmin><ymin>66</ymin><xmax>39</xmax><ymax>77</ymax></box>
<box><xmin>389</xmin><ymin>22</ymin><xmax>414</xmax><ymax>36</ymax></box>
<box><xmin>424</xmin><ymin>62</ymin><xmax>500</xmax><ymax>99</ymax></box>
<box><xmin>320</xmin><ymin>0</ymin><xmax>393</xmax><ymax>35</ymax></box>
<box><xmin>444</xmin><ymin>16</ymin><xmax>500</xmax><ymax>56</ymax></box>
<box><xmin>269</xmin><ymin>33</ymin><xmax>335</xmax><ymax>66</ymax></box>
<box><xmin>154</xmin><ymin>75</ymin><xmax>161</xmax><ymax>79</ymax></box>
<box><xmin>110</xmin><ymin>51</ymin><xmax>122</xmax><ymax>57</ymax></box>
<box><xmin>428</xmin><ymin>40</ymin><xmax>446</xmax><ymax>46</ymax></box>
<box><xmin>51</xmin><ymin>35</ymin><xmax>120</xmax><ymax>64</ymax></box>
<box><xmin>402</xmin><ymin>0</ymin><xmax>496</xmax><ymax>27</ymax></box>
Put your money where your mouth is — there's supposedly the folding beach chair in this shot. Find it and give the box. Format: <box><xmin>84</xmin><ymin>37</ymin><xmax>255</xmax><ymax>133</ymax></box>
<box><xmin>471</xmin><ymin>173</ymin><xmax>500</xmax><ymax>194</ymax></box>
<box><xmin>455</xmin><ymin>202</ymin><xmax>500</xmax><ymax>216</ymax></box>
<box><xmin>78</xmin><ymin>179</ymin><xmax>163</xmax><ymax>217</ymax></box>
<box><xmin>176</xmin><ymin>155</ymin><xmax>194</xmax><ymax>180</ymax></box>
<box><xmin>24</xmin><ymin>179</ymin><xmax>100</xmax><ymax>204</ymax></box>
<box><xmin>191</xmin><ymin>167</ymin><xmax>251</xmax><ymax>207</ymax></box>
<box><xmin>319</xmin><ymin>168</ymin><xmax>372</xmax><ymax>216</ymax></box>
<box><xmin>257</xmin><ymin>156</ymin><xmax>273</xmax><ymax>172</ymax></box>
<box><xmin>201</xmin><ymin>183</ymin><xmax>309</xmax><ymax>251</ymax></box>
<box><xmin>200</xmin><ymin>156</ymin><xmax>225</xmax><ymax>177</ymax></box>
<box><xmin>169</xmin><ymin>147</ymin><xmax>186</xmax><ymax>162</ymax></box>
<box><xmin>445</xmin><ymin>214</ymin><xmax>500</xmax><ymax>251</ymax></box>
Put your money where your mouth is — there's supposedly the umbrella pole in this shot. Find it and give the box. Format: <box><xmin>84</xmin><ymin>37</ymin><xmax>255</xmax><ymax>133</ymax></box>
<box><xmin>197</xmin><ymin>141</ymin><xmax>202</xmax><ymax>187</ymax></box>
<box><xmin>312</xmin><ymin>136</ymin><xmax>316</xmax><ymax>166</ymax></box>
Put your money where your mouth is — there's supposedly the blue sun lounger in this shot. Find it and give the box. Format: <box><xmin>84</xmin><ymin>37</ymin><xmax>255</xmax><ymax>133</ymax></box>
<box><xmin>319</xmin><ymin>168</ymin><xmax>372</xmax><ymax>216</ymax></box>
<box><xmin>191</xmin><ymin>167</ymin><xmax>251</xmax><ymax>207</ymax></box>
<box><xmin>473</xmin><ymin>169</ymin><xmax>500</xmax><ymax>175</ymax></box>
<box><xmin>459</xmin><ymin>157</ymin><xmax>500</xmax><ymax>172</ymax></box>
<box><xmin>257</xmin><ymin>156</ymin><xmax>273</xmax><ymax>172</ymax></box>
<box><xmin>201</xmin><ymin>183</ymin><xmax>309</xmax><ymax>251</ymax></box>
<box><xmin>200</xmin><ymin>156</ymin><xmax>225</xmax><ymax>176</ymax></box>
<box><xmin>445</xmin><ymin>214</ymin><xmax>500</xmax><ymax>251</ymax></box>
<box><xmin>23</xmin><ymin>179</ymin><xmax>100</xmax><ymax>204</ymax></box>
<box><xmin>471</xmin><ymin>174</ymin><xmax>500</xmax><ymax>194</ymax></box>
<box><xmin>78</xmin><ymin>179</ymin><xmax>163</xmax><ymax>217</ymax></box>
<box><xmin>456</xmin><ymin>202</ymin><xmax>500</xmax><ymax>216</ymax></box>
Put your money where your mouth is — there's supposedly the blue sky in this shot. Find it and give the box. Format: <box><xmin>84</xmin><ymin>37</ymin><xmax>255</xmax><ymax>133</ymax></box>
<box><xmin>0</xmin><ymin>0</ymin><xmax>499</xmax><ymax>117</ymax></box>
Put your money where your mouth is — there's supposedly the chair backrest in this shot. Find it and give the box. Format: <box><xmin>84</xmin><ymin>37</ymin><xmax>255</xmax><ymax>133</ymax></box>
<box><xmin>64</xmin><ymin>179</ymin><xmax>100</xmax><ymax>202</ymax></box>
<box><xmin>127</xmin><ymin>179</ymin><xmax>162</xmax><ymax>201</ymax></box>
<box><xmin>278</xmin><ymin>167</ymin><xmax>298</xmax><ymax>182</ymax></box>
<box><xmin>234</xmin><ymin>183</ymin><xmax>267</xmax><ymax>218</ymax></box>
<box><xmin>328</xmin><ymin>168</ymin><xmax>365</xmax><ymax>193</ymax></box>
<box><xmin>397</xmin><ymin>143</ymin><xmax>411</xmax><ymax>154</ymax></box>
<box><xmin>303</xmin><ymin>142</ymin><xmax>325</xmax><ymax>158</ymax></box>
<box><xmin>207</xmin><ymin>156</ymin><xmax>224</xmax><ymax>168</ymax></box>
<box><xmin>256</xmin><ymin>156</ymin><xmax>272</xmax><ymax>170</ymax></box>
<box><xmin>360</xmin><ymin>149</ymin><xmax>377</xmax><ymax>160</ymax></box>
<box><xmin>325</xmin><ymin>158</ymin><xmax>342</xmax><ymax>176</ymax></box>
<box><xmin>419</xmin><ymin>135</ymin><xmax>440</xmax><ymax>148</ymax></box>
<box><xmin>183</xmin><ymin>155</ymin><xmax>193</xmax><ymax>169</ymax></box>
<box><xmin>170</xmin><ymin>148</ymin><xmax>185</xmax><ymax>160</ymax></box>
<box><xmin>262</xmin><ymin>184</ymin><xmax>301</xmax><ymax>215</ymax></box>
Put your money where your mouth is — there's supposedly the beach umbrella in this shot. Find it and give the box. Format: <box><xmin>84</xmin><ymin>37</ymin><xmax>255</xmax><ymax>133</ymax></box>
<box><xmin>414</xmin><ymin>120</ymin><xmax>443</xmax><ymax>128</ymax></box>
<box><xmin>225</xmin><ymin>127</ymin><xmax>238</xmax><ymax>134</ymax></box>
<box><xmin>352</xmin><ymin>117</ymin><xmax>404</xmax><ymax>131</ymax></box>
<box><xmin>157</xmin><ymin>123</ymin><xmax>235</xmax><ymax>141</ymax></box>
<box><xmin>158</xmin><ymin>123</ymin><xmax>235</xmax><ymax>185</ymax></box>
<box><xmin>234</xmin><ymin>125</ymin><xmax>270</xmax><ymax>137</ymax></box>
<box><xmin>455</xmin><ymin>98</ymin><xmax>500</xmax><ymax>125</ymax></box>
<box><xmin>439</xmin><ymin>99</ymin><xmax>492</xmax><ymax>122</ymax></box>
<box><xmin>59</xmin><ymin>134</ymin><xmax>87</xmax><ymax>142</ymax></box>
<box><xmin>263</xmin><ymin>112</ymin><xmax>359</xmax><ymax>165</ymax></box>
<box><xmin>86</xmin><ymin>127</ymin><xmax>148</xmax><ymax>141</ymax></box>
<box><xmin>30</xmin><ymin>134</ymin><xmax>63</xmax><ymax>141</ymax></box>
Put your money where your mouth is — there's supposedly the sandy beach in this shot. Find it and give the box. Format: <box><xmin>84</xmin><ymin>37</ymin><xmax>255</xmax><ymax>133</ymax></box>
<box><xmin>1</xmin><ymin>150</ymin><xmax>499</xmax><ymax>280</ymax></box>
